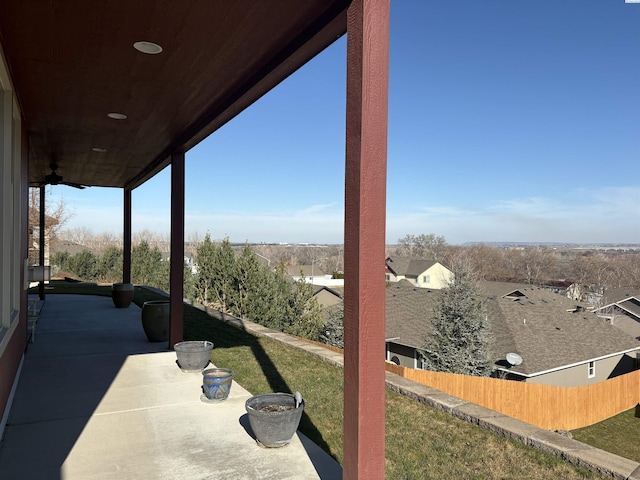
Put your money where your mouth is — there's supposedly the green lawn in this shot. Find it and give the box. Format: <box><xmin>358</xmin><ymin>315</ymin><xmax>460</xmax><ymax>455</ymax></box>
<box><xmin>573</xmin><ymin>407</ymin><xmax>640</xmax><ymax>463</ymax></box>
<box><xmin>36</xmin><ymin>281</ymin><xmax>608</xmax><ymax>479</ymax></box>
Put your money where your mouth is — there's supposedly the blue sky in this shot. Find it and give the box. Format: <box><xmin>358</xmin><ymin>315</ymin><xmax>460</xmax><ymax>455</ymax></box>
<box><xmin>50</xmin><ymin>1</ymin><xmax>640</xmax><ymax>245</ymax></box>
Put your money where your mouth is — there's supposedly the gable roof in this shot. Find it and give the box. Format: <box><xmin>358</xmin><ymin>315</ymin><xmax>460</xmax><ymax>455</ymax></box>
<box><xmin>385</xmin><ymin>256</ymin><xmax>439</xmax><ymax>278</ymax></box>
<box><xmin>594</xmin><ymin>296</ymin><xmax>640</xmax><ymax>319</ymax></box>
<box><xmin>313</xmin><ymin>285</ymin><xmax>343</xmax><ymax>299</ymax></box>
<box><xmin>385</xmin><ymin>280</ymin><xmax>640</xmax><ymax>377</ymax></box>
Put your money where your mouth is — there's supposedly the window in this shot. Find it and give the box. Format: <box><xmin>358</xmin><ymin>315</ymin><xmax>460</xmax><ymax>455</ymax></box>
<box><xmin>422</xmin><ymin>275</ymin><xmax>430</xmax><ymax>284</ymax></box>
<box><xmin>385</xmin><ymin>274</ymin><xmax>391</xmax><ymax>281</ymax></box>
<box><xmin>415</xmin><ymin>352</ymin><xmax>426</xmax><ymax>369</ymax></box>
<box><xmin>587</xmin><ymin>361</ymin><xmax>595</xmax><ymax>378</ymax></box>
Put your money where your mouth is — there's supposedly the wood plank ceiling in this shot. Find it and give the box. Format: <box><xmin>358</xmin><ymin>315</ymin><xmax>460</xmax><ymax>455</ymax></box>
<box><xmin>0</xmin><ymin>1</ymin><xmax>349</xmax><ymax>189</ymax></box>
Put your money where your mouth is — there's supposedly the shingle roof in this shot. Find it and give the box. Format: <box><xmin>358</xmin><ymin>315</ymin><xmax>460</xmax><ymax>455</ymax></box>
<box><xmin>602</xmin><ymin>287</ymin><xmax>640</xmax><ymax>305</ymax></box>
<box><xmin>385</xmin><ymin>281</ymin><xmax>438</xmax><ymax>346</ymax></box>
<box><xmin>619</xmin><ymin>297</ymin><xmax>640</xmax><ymax>318</ymax></box>
<box><xmin>481</xmin><ymin>282</ymin><xmax>640</xmax><ymax>375</ymax></box>
<box><xmin>385</xmin><ymin>280</ymin><xmax>640</xmax><ymax>376</ymax></box>
<box><xmin>386</xmin><ymin>257</ymin><xmax>438</xmax><ymax>278</ymax></box>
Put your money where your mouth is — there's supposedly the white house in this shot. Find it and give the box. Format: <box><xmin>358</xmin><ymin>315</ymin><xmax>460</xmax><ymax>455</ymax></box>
<box><xmin>385</xmin><ymin>256</ymin><xmax>453</xmax><ymax>289</ymax></box>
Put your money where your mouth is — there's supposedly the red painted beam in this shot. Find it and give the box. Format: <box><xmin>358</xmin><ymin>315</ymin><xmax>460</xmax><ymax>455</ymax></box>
<box><xmin>343</xmin><ymin>0</ymin><xmax>390</xmax><ymax>478</ymax></box>
<box><xmin>169</xmin><ymin>151</ymin><xmax>185</xmax><ymax>348</ymax></box>
<box><xmin>123</xmin><ymin>188</ymin><xmax>132</xmax><ymax>284</ymax></box>
<box><xmin>39</xmin><ymin>185</ymin><xmax>45</xmax><ymax>300</ymax></box>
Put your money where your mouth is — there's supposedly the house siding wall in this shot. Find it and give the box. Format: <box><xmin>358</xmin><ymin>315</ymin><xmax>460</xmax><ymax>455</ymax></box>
<box><xmin>0</xmin><ymin>46</ymin><xmax>27</xmax><ymax>439</ymax></box>
<box><xmin>314</xmin><ymin>290</ymin><xmax>342</xmax><ymax>309</ymax></box>
<box><xmin>415</xmin><ymin>264</ymin><xmax>454</xmax><ymax>290</ymax></box>
<box><xmin>526</xmin><ymin>353</ymin><xmax>636</xmax><ymax>387</ymax></box>
<box><xmin>387</xmin><ymin>342</ymin><xmax>418</xmax><ymax>368</ymax></box>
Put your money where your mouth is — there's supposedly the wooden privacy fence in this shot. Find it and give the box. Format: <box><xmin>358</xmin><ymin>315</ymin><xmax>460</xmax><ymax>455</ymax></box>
<box><xmin>385</xmin><ymin>364</ymin><xmax>640</xmax><ymax>430</ymax></box>
<box><xmin>295</xmin><ymin>339</ymin><xmax>639</xmax><ymax>429</ymax></box>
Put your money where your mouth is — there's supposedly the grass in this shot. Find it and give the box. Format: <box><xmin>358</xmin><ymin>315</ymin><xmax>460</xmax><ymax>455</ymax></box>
<box><xmin>37</xmin><ymin>281</ymin><xmax>609</xmax><ymax>479</ymax></box>
<box><xmin>573</xmin><ymin>407</ymin><xmax>640</xmax><ymax>463</ymax></box>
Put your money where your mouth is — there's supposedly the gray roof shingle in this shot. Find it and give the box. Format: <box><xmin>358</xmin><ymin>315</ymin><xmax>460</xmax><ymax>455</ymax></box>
<box><xmin>385</xmin><ymin>280</ymin><xmax>640</xmax><ymax>376</ymax></box>
<box><xmin>386</xmin><ymin>257</ymin><xmax>438</xmax><ymax>278</ymax></box>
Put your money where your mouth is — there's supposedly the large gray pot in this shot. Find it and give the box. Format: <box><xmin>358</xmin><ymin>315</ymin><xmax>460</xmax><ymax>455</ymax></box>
<box><xmin>141</xmin><ymin>300</ymin><xmax>170</xmax><ymax>342</ymax></box>
<box><xmin>174</xmin><ymin>340</ymin><xmax>213</xmax><ymax>372</ymax></box>
<box><xmin>245</xmin><ymin>393</ymin><xmax>304</xmax><ymax>448</ymax></box>
<box><xmin>111</xmin><ymin>282</ymin><xmax>134</xmax><ymax>308</ymax></box>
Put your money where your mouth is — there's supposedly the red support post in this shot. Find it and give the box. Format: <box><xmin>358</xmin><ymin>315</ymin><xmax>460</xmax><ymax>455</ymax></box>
<box><xmin>169</xmin><ymin>151</ymin><xmax>185</xmax><ymax>348</ymax></box>
<box><xmin>343</xmin><ymin>0</ymin><xmax>390</xmax><ymax>478</ymax></box>
<box><xmin>123</xmin><ymin>188</ymin><xmax>132</xmax><ymax>284</ymax></box>
<box><xmin>38</xmin><ymin>185</ymin><xmax>45</xmax><ymax>300</ymax></box>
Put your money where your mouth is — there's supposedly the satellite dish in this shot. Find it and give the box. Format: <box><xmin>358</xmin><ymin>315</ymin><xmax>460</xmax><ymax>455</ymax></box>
<box><xmin>506</xmin><ymin>353</ymin><xmax>523</xmax><ymax>366</ymax></box>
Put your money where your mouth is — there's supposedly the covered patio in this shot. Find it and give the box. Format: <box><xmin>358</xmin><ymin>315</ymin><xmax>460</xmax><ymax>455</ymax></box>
<box><xmin>0</xmin><ymin>1</ymin><xmax>389</xmax><ymax>478</ymax></box>
<box><xmin>0</xmin><ymin>294</ymin><xmax>341</xmax><ymax>479</ymax></box>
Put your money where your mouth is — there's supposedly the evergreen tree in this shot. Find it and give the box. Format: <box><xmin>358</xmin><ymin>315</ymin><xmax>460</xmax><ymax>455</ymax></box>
<box><xmin>51</xmin><ymin>251</ymin><xmax>71</xmax><ymax>272</ymax></box>
<box><xmin>193</xmin><ymin>234</ymin><xmax>217</xmax><ymax>305</ymax></box>
<box><xmin>211</xmin><ymin>237</ymin><xmax>237</xmax><ymax>313</ymax></box>
<box><xmin>96</xmin><ymin>246</ymin><xmax>123</xmax><ymax>282</ymax></box>
<box><xmin>320</xmin><ymin>303</ymin><xmax>344</xmax><ymax>349</ymax></box>
<box><xmin>131</xmin><ymin>240</ymin><xmax>168</xmax><ymax>289</ymax></box>
<box><xmin>421</xmin><ymin>269</ymin><xmax>492</xmax><ymax>376</ymax></box>
<box><xmin>68</xmin><ymin>250</ymin><xmax>98</xmax><ymax>280</ymax></box>
<box><xmin>234</xmin><ymin>243</ymin><xmax>263</xmax><ymax>319</ymax></box>
<box><xmin>284</xmin><ymin>276</ymin><xmax>324</xmax><ymax>339</ymax></box>
<box><xmin>244</xmin><ymin>262</ymin><xmax>291</xmax><ymax>331</ymax></box>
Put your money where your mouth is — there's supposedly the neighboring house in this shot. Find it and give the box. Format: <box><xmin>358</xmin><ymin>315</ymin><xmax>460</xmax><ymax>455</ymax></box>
<box><xmin>385</xmin><ymin>256</ymin><xmax>453</xmax><ymax>289</ymax></box>
<box><xmin>287</xmin><ymin>265</ymin><xmax>345</xmax><ymax>287</ymax></box>
<box><xmin>312</xmin><ymin>286</ymin><xmax>343</xmax><ymax>310</ymax></box>
<box><xmin>566</xmin><ymin>283</ymin><xmax>604</xmax><ymax>306</ymax></box>
<box><xmin>592</xmin><ymin>296</ymin><xmax>640</xmax><ymax>340</ymax></box>
<box><xmin>385</xmin><ymin>281</ymin><xmax>640</xmax><ymax>387</ymax></box>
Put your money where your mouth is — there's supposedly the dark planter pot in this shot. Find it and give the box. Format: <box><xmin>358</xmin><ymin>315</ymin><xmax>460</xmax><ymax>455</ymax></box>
<box><xmin>201</xmin><ymin>368</ymin><xmax>233</xmax><ymax>402</ymax></box>
<box><xmin>111</xmin><ymin>282</ymin><xmax>134</xmax><ymax>308</ymax></box>
<box><xmin>174</xmin><ymin>340</ymin><xmax>214</xmax><ymax>372</ymax></box>
<box><xmin>245</xmin><ymin>393</ymin><xmax>304</xmax><ymax>448</ymax></box>
<box><xmin>141</xmin><ymin>300</ymin><xmax>170</xmax><ymax>342</ymax></box>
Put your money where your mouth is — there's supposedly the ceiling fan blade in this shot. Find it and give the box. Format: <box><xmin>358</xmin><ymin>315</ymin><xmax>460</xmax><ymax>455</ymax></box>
<box><xmin>62</xmin><ymin>181</ymin><xmax>87</xmax><ymax>189</ymax></box>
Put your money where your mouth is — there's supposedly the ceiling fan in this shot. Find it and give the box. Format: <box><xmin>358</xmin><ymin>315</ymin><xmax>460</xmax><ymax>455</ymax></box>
<box><xmin>38</xmin><ymin>163</ymin><xmax>88</xmax><ymax>189</ymax></box>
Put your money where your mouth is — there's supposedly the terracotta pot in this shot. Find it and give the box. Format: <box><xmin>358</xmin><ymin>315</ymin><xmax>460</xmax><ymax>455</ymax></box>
<box><xmin>141</xmin><ymin>300</ymin><xmax>170</xmax><ymax>342</ymax></box>
<box><xmin>111</xmin><ymin>282</ymin><xmax>134</xmax><ymax>308</ymax></box>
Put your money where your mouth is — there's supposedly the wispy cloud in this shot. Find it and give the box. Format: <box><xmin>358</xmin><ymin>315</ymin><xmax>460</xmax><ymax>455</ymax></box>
<box><xmin>51</xmin><ymin>185</ymin><xmax>639</xmax><ymax>245</ymax></box>
<box><xmin>388</xmin><ymin>186</ymin><xmax>640</xmax><ymax>244</ymax></box>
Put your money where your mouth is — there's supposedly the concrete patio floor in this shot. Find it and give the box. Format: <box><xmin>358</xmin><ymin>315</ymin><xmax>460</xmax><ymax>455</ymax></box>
<box><xmin>0</xmin><ymin>294</ymin><xmax>342</xmax><ymax>480</ymax></box>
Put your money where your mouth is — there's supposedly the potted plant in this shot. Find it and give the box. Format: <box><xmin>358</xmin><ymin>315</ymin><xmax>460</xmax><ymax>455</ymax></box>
<box><xmin>245</xmin><ymin>392</ymin><xmax>304</xmax><ymax>448</ymax></box>
<box><xmin>201</xmin><ymin>368</ymin><xmax>233</xmax><ymax>402</ymax></box>
<box><xmin>111</xmin><ymin>282</ymin><xmax>134</xmax><ymax>308</ymax></box>
<box><xmin>174</xmin><ymin>340</ymin><xmax>214</xmax><ymax>372</ymax></box>
<box><xmin>141</xmin><ymin>300</ymin><xmax>170</xmax><ymax>342</ymax></box>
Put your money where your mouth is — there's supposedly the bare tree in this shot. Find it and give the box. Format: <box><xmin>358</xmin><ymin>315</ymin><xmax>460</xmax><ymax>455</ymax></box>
<box><xmin>396</xmin><ymin>233</ymin><xmax>448</xmax><ymax>260</ymax></box>
<box><xmin>28</xmin><ymin>188</ymin><xmax>74</xmax><ymax>264</ymax></box>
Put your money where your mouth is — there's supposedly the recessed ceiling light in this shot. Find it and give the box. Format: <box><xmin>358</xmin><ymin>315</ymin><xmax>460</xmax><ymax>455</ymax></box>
<box><xmin>133</xmin><ymin>41</ymin><xmax>163</xmax><ymax>55</ymax></box>
<box><xmin>107</xmin><ymin>112</ymin><xmax>127</xmax><ymax>120</ymax></box>
<box><xmin>92</xmin><ymin>147</ymin><xmax>107</xmax><ymax>153</ymax></box>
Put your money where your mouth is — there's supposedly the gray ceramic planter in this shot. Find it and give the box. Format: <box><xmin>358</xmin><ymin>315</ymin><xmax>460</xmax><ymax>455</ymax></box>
<box><xmin>141</xmin><ymin>300</ymin><xmax>170</xmax><ymax>342</ymax></box>
<box><xmin>245</xmin><ymin>393</ymin><xmax>304</xmax><ymax>448</ymax></box>
<box><xmin>174</xmin><ymin>340</ymin><xmax>214</xmax><ymax>372</ymax></box>
<box><xmin>201</xmin><ymin>368</ymin><xmax>233</xmax><ymax>402</ymax></box>
<box><xmin>111</xmin><ymin>282</ymin><xmax>134</xmax><ymax>308</ymax></box>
